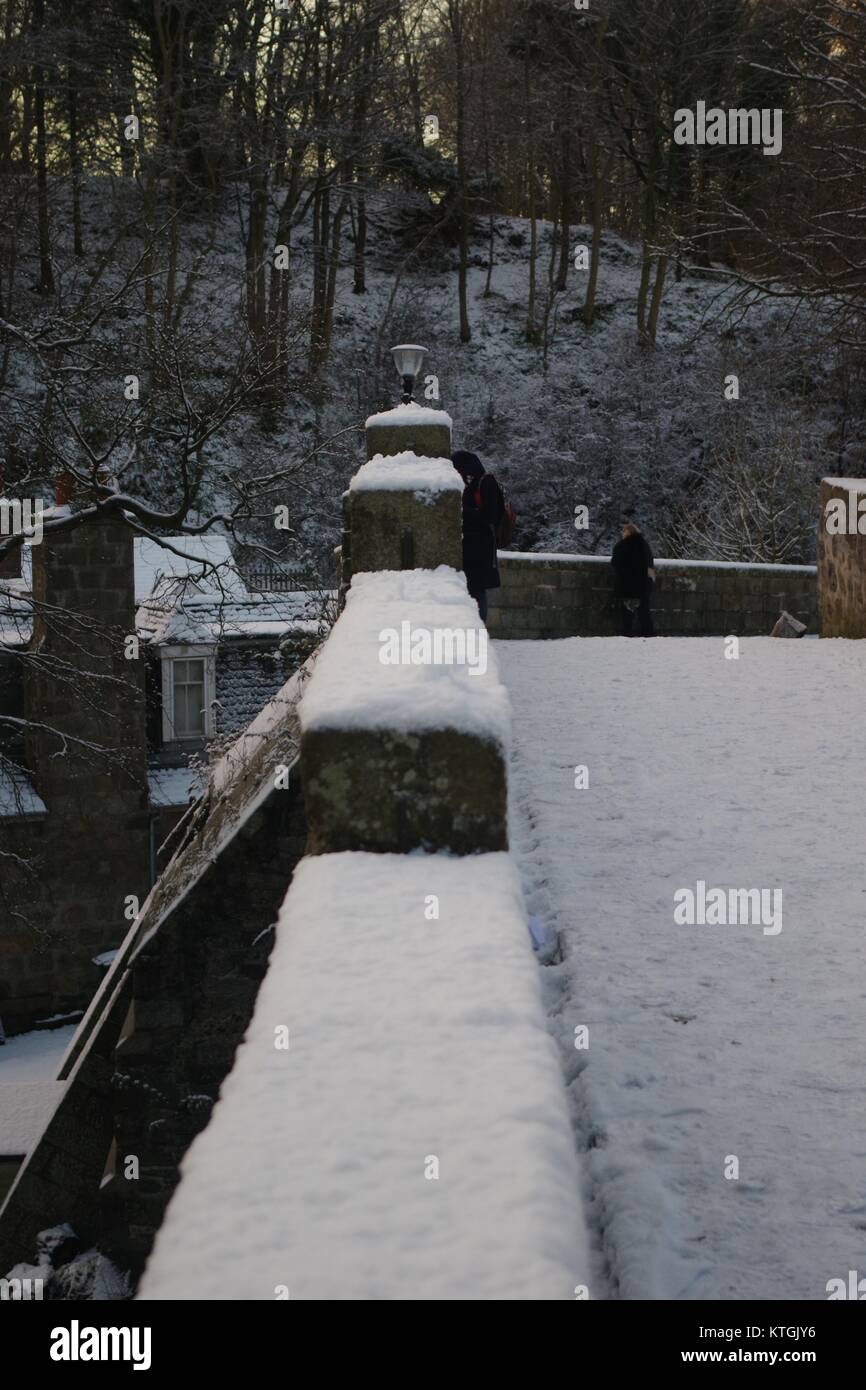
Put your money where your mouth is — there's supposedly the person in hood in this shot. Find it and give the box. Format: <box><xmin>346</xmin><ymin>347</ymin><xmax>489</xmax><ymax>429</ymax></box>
<box><xmin>452</xmin><ymin>449</ymin><xmax>502</xmax><ymax>621</ymax></box>
<box><xmin>611</xmin><ymin>521</ymin><xmax>655</xmax><ymax>636</ymax></box>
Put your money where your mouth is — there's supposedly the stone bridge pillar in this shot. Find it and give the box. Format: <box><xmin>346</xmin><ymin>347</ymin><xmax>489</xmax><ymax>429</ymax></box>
<box><xmin>817</xmin><ymin>477</ymin><xmax>866</xmax><ymax>637</ymax></box>
<box><xmin>340</xmin><ymin>403</ymin><xmax>458</xmax><ymax>593</ymax></box>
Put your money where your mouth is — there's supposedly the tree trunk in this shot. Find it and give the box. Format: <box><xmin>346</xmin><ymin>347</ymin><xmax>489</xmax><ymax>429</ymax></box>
<box><xmin>583</xmin><ymin>153</ymin><xmax>605</xmax><ymax>328</ymax></box>
<box><xmin>556</xmin><ymin>125</ymin><xmax>571</xmax><ymax>292</ymax></box>
<box><xmin>636</xmin><ymin>183</ymin><xmax>657</xmax><ymax>343</ymax></box>
<box><xmin>450</xmin><ymin>0</ymin><xmax>471</xmax><ymax>344</ymax></box>
<box><xmin>636</xmin><ymin>245</ymin><xmax>652</xmax><ymax>342</ymax></box>
<box><xmin>33</xmin><ymin>0</ymin><xmax>53</xmax><ymax>293</ymax></box>
<box><xmin>353</xmin><ymin>187</ymin><xmax>367</xmax><ymax>294</ymax></box>
<box><xmin>246</xmin><ymin>174</ymin><xmax>268</xmax><ymax>341</ymax></box>
<box><xmin>68</xmin><ymin>79</ymin><xmax>84</xmax><ymax>256</ymax></box>
<box><xmin>320</xmin><ymin>193</ymin><xmax>349</xmax><ymax>365</ymax></box>
<box><xmin>0</xmin><ymin>0</ymin><xmax>16</xmax><ymax>172</ymax></box>
<box><xmin>647</xmin><ymin>254</ymin><xmax>668</xmax><ymax>346</ymax></box>
<box><xmin>20</xmin><ymin>83</ymin><xmax>33</xmax><ymax>173</ymax></box>
<box><xmin>309</xmin><ymin>163</ymin><xmax>330</xmax><ymax>370</ymax></box>
<box><xmin>525</xmin><ymin>55</ymin><xmax>538</xmax><ymax>342</ymax></box>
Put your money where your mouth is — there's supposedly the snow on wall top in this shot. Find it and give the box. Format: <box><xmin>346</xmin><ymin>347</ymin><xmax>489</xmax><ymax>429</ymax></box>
<box><xmin>823</xmin><ymin>477</ymin><xmax>866</xmax><ymax>492</ymax></box>
<box><xmin>499</xmin><ymin>550</ymin><xmax>817</xmax><ymax>574</ymax></box>
<box><xmin>138</xmin><ymin>850</ymin><xmax>591</xmax><ymax>1301</ymax></box>
<box><xmin>347</xmin><ymin>452</ymin><xmax>463</xmax><ymax>494</ymax></box>
<box><xmin>364</xmin><ymin>401</ymin><xmax>453</xmax><ymax>430</ymax></box>
<box><xmin>298</xmin><ymin>567</ymin><xmax>511</xmax><ymax>746</ymax></box>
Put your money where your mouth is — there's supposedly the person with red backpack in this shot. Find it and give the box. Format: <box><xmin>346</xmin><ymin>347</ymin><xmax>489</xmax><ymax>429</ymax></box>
<box><xmin>451</xmin><ymin>450</ymin><xmax>514</xmax><ymax>621</ymax></box>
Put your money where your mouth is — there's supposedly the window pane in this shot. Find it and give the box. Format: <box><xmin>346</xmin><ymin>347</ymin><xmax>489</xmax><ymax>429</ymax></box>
<box><xmin>172</xmin><ymin>659</ymin><xmax>205</xmax><ymax>737</ymax></box>
<box><xmin>173</xmin><ymin>684</ymin><xmax>186</xmax><ymax>734</ymax></box>
<box><xmin>187</xmin><ymin>690</ymin><xmax>204</xmax><ymax>733</ymax></box>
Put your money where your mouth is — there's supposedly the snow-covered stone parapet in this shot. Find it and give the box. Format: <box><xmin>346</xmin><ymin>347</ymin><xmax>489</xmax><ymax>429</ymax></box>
<box><xmin>139</xmin><ymin>851</ymin><xmax>591</xmax><ymax>1301</ymax></box>
<box><xmin>301</xmin><ymin>568</ymin><xmax>510</xmax><ymax>740</ymax></box>
<box><xmin>299</xmin><ymin>567</ymin><xmax>510</xmax><ymax>853</ymax></box>
<box><xmin>349</xmin><ymin>450</ymin><xmax>462</xmax><ymax>497</ymax></box>
<box><xmin>488</xmin><ymin>551</ymin><xmax>817</xmax><ymax>639</ymax></box>
<box><xmin>818</xmin><ymin>477</ymin><xmax>866</xmax><ymax>638</ymax></box>
<box><xmin>342</xmin><ymin>450</ymin><xmax>461</xmax><ymax>581</ymax></box>
<box><xmin>364</xmin><ymin>402</ymin><xmax>453</xmax><ymax>431</ymax></box>
<box><xmin>364</xmin><ymin>401</ymin><xmax>453</xmax><ymax>465</ymax></box>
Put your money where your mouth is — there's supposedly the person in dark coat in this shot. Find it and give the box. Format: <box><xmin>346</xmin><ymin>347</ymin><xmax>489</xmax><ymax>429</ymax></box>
<box><xmin>452</xmin><ymin>449</ymin><xmax>501</xmax><ymax>621</ymax></box>
<box><xmin>611</xmin><ymin>521</ymin><xmax>655</xmax><ymax>636</ymax></box>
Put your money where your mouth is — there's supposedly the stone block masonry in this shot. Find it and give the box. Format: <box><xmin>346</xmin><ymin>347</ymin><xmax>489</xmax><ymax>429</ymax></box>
<box><xmin>817</xmin><ymin>478</ymin><xmax>866</xmax><ymax>638</ymax></box>
<box><xmin>340</xmin><ymin>404</ymin><xmax>457</xmax><ymax>599</ymax></box>
<box><xmin>486</xmin><ymin>552</ymin><xmax>817</xmax><ymax>639</ymax></box>
<box><xmin>363</xmin><ymin>402</ymin><xmax>452</xmax><ymax>465</ymax></box>
<box><xmin>342</xmin><ymin>453</ymin><xmax>462</xmax><ymax>584</ymax></box>
<box><xmin>299</xmin><ymin>568</ymin><xmax>510</xmax><ymax>855</ymax></box>
<box><xmin>2</xmin><ymin>514</ymin><xmax>150</xmax><ymax>1033</ymax></box>
<box><xmin>138</xmin><ymin>852</ymin><xmax>592</xmax><ymax>1301</ymax></box>
<box><xmin>0</xmin><ymin>669</ymin><xmax>310</xmax><ymax>1284</ymax></box>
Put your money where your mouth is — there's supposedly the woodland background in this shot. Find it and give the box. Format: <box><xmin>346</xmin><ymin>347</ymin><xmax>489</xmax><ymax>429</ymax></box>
<box><xmin>2</xmin><ymin>0</ymin><xmax>866</xmax><ymax>569</ymax></box>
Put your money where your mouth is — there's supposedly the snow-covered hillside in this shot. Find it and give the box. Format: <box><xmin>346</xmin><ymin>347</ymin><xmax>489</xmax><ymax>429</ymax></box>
<box><xmin>5</xmin><ymin>181</ymin><xmax>850</xmax><ymax>574</ymax></box>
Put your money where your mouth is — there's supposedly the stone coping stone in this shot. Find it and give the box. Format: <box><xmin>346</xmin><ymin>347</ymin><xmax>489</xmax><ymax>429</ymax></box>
<box><xmin>348</xmin><ymin>453</ymin><xmax>463</xmax><ymax>496</ymax></box>
<box><xmin>498</xmin><ymin>551</ymin><xmax>817</xmax><ymax>575</ymax></box>
<box><xmin>298</xmin><ymin>568</ymin><xmax>510</xmax><ymax>853</ymax></box>
<box><xmin>364</xmin><ymin>404</ymin><xmax>453</xmax><ymax>430</ymax></box>
<box><xmin>139</xmin><ymin>851</ymin><xmax>591</xmax><ymax>1301</ymax></box>
<box><xmin>298</xmin><ymin>568</ymin><xmax>510</xmax><ymax>746</ymax></box>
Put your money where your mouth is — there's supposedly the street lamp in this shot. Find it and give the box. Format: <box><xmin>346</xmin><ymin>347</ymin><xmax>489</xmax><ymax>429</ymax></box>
<box><xmin>391</xmin><ymin>344</ymin><xmax>428</xmax><ymax>404</ymax></box>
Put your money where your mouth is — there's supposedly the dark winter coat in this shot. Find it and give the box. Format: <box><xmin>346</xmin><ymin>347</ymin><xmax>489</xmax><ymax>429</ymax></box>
<box><xmin>611</xmin><ymin>532</ymin><xmax>655</xmax><ymax>600</ymax></box>
<box><xmin>461</xmin><ymin>469</ymin><xmax>502</xmax><ymax>593</ymax></box>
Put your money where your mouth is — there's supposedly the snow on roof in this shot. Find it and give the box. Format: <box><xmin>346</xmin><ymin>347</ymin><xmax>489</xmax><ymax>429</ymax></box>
<box><xmin>0</xmin><ymin>1082</ymin><xmax>67</xmax><ymax>1155</ymax></box>
<box><xmin>298</xmin><ymin>567</ymin><xmax>511</xmax><ymax>746</ymax></box>
<box><xmin>133</xmin><ymin>535</ymin><xmax>247</xmax><ymax>605</ymax></box>
<box><xmin>0</xmin><ymin>1025</ymin><xmax>74</xmax><ymax>1155</ymax></box>
<box><xmin>348</xmin><ymin>451</ymin><xmax>463</xmax><ymax>495</ymax></box>
<box><xmin>0</xmin><ymin>765</ymin><xmax>47</xmax><ymax>819</ymax></box>
<box><xmin>139</xmin><ymin>850</ymin><xmax>591</xmax><ymax>1301</ymax></box>
<box><xmin>141</xmin><ymin>590</ymin><xmax>323</xmax><ymax>646</ymax></box>
<box><xmin>365</xmin><ymin>402</ymin><xmax>453</xmax><ymax>430</ymax></box>
<box><xmin>148</xmin><ymin>765</ymin><xmax>207</xmax><ymax>809</ymax></box>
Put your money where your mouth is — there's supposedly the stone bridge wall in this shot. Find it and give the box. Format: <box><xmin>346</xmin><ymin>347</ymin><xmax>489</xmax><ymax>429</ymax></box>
<box><xmin>487</xmin><ymin>553</ymin><xmax>818</xmax><ymax>639</ymax></box>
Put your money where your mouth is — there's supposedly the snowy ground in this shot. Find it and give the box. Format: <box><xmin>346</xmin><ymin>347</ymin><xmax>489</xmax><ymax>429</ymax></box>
<box><xmin>0</xmin><ymin>1026</ymin><xmax>74</xmax><ymax>1155</ymax></box>
<box><xmin>499</xmin><ymin>635</ymin><xmax>866</xmax><ymax>1301</ymax></box>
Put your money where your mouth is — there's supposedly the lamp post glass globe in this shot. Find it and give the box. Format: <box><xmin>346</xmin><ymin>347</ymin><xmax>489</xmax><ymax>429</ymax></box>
<box><xmin>391</xmin><ymin>344</ymin><xmax>428</xmax><ymax>403</ymax></box>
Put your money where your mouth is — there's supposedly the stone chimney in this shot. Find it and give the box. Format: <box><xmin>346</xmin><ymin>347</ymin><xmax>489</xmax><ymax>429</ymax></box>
<box><xmin>5</xmin><ymin>496</ymin><xmax>150</xmax><ymax>1029</ymax></box>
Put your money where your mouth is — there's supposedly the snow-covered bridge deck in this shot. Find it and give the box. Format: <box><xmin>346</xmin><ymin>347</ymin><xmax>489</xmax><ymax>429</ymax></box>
<box><xmin>499</xmin><ymin>635</ymin><xmax>866</xmax><ymax>1300</ymax></box>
